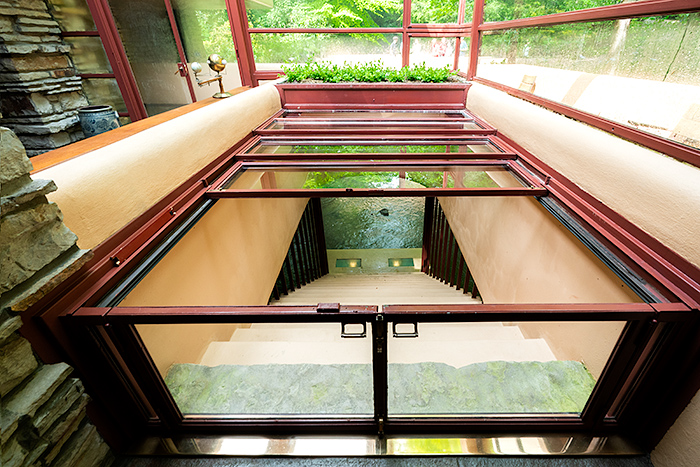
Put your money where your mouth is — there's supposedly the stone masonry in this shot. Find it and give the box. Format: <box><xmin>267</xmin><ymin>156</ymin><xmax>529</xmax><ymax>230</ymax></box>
<box><xmin>1</xmin><ymin>127</ymin><xmax>112</xmax><ymax>466</ymax></box>
<box><xmin>0</xmin><ymin>0</ymin><xmax>87</xmax><ymax>156</ymax></box>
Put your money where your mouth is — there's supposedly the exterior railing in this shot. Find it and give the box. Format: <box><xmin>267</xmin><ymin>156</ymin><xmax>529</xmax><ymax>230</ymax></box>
<box><xmin>422</xmin><ymin>197</ymin><xmax>480</xmax><ymax>300</ymax></box>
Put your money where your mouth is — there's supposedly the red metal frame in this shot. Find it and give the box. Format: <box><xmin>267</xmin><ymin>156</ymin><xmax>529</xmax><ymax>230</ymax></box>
<box><xmin>275</xmin><ymin>82</ymin><xmax>470</xmax><ymax>111</ymax></box>
<box><xmin>84</xmin><ymin>0</ymin><xmax>147</xmax><ymax>120</ymax></box>
<box><xmin>226</xmin><ymin>0</ymin><xmax>256</xmax><ymax>86</ymax></box>
<box><xmin>478</xmin><ymin>0</ymin><xmax>698</xmax><ymax>31</ymax></box>
<box><xmin>18</xmin><ymin>100</ymin><xmax>700</xmax><ymax>445</ymax></box>
<box><xmin>65</xmin><ymin>302</ymin><xmax>687</xmax><ymax>435</ymax></box>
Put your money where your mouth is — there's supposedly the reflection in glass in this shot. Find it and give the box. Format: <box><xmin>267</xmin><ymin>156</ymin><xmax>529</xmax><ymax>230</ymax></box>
<box><xmin>49</xmin><ymin>0</ymin><xmax>96</xmax><ymax>31</ymax></box>
<box><xmin>81</xmin><ymin>78</ymin><xmax>128</xmax><ymax>114</ymax></box>
<box><xmin>247</xmin><ymin>142</ymin><xmax>498</xmax><ymax>154</ymax></box>
<box><xmin>252</xmin><ymin>33</ymin><xmax>403</xmax><ymax>69</ymax></box>
<box><xmin>483</xmin><ymin>0</ymin><xmax>621</xmax><ymax>23</ymax></box>
<box><xmin>220</xmin><ymin>165</ymin><xmax>523</xmax><ymax>190</ymax></box>
<box><xmin>478</xmin><ymin>14</ymin><xmax>700</xmax><ymax>151</ymax></box>
<box><xmin>138</xmin><ymin>322</ymin><xmax>374</xmax><ymax>416</ymax></box>
<box><xmin>171</xmin><ymin>0</ymin><xmax>236</xmax><ymax>64</ymax></box>
<box><xmin>456</xmin><ymin>37</ymin><xmax>471</xmax><ymax>74</ymax></box>
<box><xmin>109</xmin><ymin>0</ymin><xmax>192</xmax><ymax>115</ymax></box>
<box><xmin>264</xmin><ymin>120</ymin><xmax>482</xmax><ymax>131</ymax></box>
<box><xmin>247</xmin><ymin>0</ymin><xmax>402</xmax><ymax>29</ymax></box>
<box><xmin>64</xmin><ymin>37</ymin><xmax>113</xmax><ymax>74</ymax></box>
<box><xmin>387</xmin><ymin>321</ymin><xmax>625</xmax><ymax>416</ymax></box>
<box><xmin>411</xmin><ymin>0</ymin><xmax>462</xmax><ymax>24</ymax></box>
<box><xmin>410</xmin><ymin>37</ymin><xmax>458</xmax><ymax>70</ymax></box>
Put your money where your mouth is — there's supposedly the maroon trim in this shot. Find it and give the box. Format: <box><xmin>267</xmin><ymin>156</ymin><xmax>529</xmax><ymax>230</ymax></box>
<box><xmin>474</xmin><ymin>78</ymin><xmax>700</xmax><ymax>169</ymax></box>
<box><xmin>163</xmin><ymin>0</ymin><xmax>197</xmax><ymax>103</ymax></box>
<box><xmin>238</xmin><ymin>153</ymin><xmax>516</xmax><ymax>161</ymax></box>
<box><xmin>276</xmin><ymin>82</ymin><xmax>470</xmax><ymax>110</ymax></box>
<box><xmin>256</xmin><ymin>127</ymin><xmax>497</xmax><ymax>137</ymax></box>
<box><xmin>402</xmin><ymin>0</ymin><xmax>410</xmax><ymax>67</ymax></box>
<box><xmin>209</xmin><ymin>188</ymin><xmax>548</xmax><ymax>198</ymax></box>
<box><xmin>479</xmin><ymin>0</ymin><xmax>698</xmax><ymax>31</ymax></box>
<box><xmin>466</xmin><ymin>0</ymin><xmax>483</xmax><ymax>80</ymax></box>
<box><xmin>75</xmin><ymin>305</ymin><xmax>377</xmax><ymax>323</ymax></box>
<box><xmin>383</xmin><ymin>303</ymin><xmax>656</xmax><ymax>321</ymax></box>
<box><xmin>253</xmin><ymin>70</ymin><xmax>283</xmax><ymax>81</ymax></box>
<box><xmin>250</xmin><ymin>27</ymin><xmax>403</xmax><ymax>34</ymax></box>
<box><xmin>225</xmin><ymin>0</ymin><xmax>255</xmax><ymax>86</ymax></box>
<box><xmin>85</xmin><ymin>0</ymin><xmax>147</xmax><ymax>120</ymax></box>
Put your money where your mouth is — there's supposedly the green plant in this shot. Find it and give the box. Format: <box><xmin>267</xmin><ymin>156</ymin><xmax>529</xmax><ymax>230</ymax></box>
<box><xmin>281</xmin><ymin>59</ymin><xmax>458</xmax><ymax>83</ymax></box>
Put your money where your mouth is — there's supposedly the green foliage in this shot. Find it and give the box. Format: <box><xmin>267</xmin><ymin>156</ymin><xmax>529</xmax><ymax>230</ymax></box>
<box><xmin>193</xmin><ymin>10</ymin><xmax>237</xmax><ymax>63</ymax></box>
<box><xmin>247</xmin><ymin>0</ymin><xmax>402</xmax><ymax>28</ymax></box>
<box><xmin>281</xmin><ymin>59</ymin><xmax>456</xmax><ymax>83</ymax></box>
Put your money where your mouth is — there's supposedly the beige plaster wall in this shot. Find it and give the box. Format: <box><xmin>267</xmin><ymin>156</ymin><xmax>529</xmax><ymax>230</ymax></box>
<box><xmin>465</xmin><ymin>83</ymin><xmax>700</xmax><ymax>461</ymax></box>
<box><xmin>467</xmin><ymin>83</ymin><xmax>700</xmax><ymax>271</ymax></box>
<box><xmin>121</xmin><ymin>197</ymin><xmax>308</xmax><ymax>373</ymax></box>
<box><xmin>652</xmin><ymin>391</ymin><xmax>700</xmax><ymax>467</ymax></box>
<box><xmin>440</xmin><ymin>195</ymin><xmax>637</xmax><ymax>379</ymax></box>
<box><xmin>35</xmin><ymin>83</ymin><xmax>282</xmax><ymax>250</ymax></box>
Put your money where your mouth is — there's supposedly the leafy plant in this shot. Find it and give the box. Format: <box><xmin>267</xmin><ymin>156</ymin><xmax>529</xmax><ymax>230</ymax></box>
<box><xmin>281</xmin><ymin>59</ymin><xmax>458</xmax><ymax>83</ymax></box>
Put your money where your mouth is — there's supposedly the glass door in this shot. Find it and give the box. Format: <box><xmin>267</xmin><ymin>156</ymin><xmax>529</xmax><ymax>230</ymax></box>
<box><xmin>170</xmin><ymin>0</ymin><xmax>242</xmax><ymax>101</ymax></box>
<box><xmin>107</xmin><ymin>0</ymin><xmax>197</xmax><ymax>115</ymax></box>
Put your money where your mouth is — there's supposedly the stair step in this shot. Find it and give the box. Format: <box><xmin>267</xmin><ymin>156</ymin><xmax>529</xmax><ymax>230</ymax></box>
<box><xmin>200</xmin><ymin>338</ymin><xmax>555</xmax><ymax>367</ymax></box>
<box><xmin>271</xmin><ymin>273</ymin><xmax>481</xmax><ymax>307</ymax></box>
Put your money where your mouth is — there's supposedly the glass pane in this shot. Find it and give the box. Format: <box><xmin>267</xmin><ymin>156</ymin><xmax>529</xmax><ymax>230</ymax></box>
<box><xmin>484</xmin><ymin>0</ymin><xmax>623</xmax><ymax>23</ymax></box>
<box><xmin>64</xmin><ymin>37</ymin><xmax>113</xmax><ymax>74</ymax></box>
<box><xmin>109</xmin><ymin>0</ymin><xmax>192</xmax><ymax>115</ymax></box>
<box><xmin>478</xmin><ymin>14</ymin><xmax>700</xmax><ymax>151</ymax></box>
<box><xmin>171</xmin><ymin>0</ymin><xmax>241</xmax><ymax>100</ymax></box>
<box><xmin>81</xmin><ymin>78</ymin><xmax>128</xmax><ymax>114</ymax></box>
<box><xmin>137</xmin><ymin>322</ymin><xmax>374</xmax><ymax>417</ymax></box>
<box><xmin>247</xmin><ymin>141</ymin><xmax>499</xmax><ymax>154</ymax></box>
<box><xmin>247</xmin><ymin>0</ymin><xmax>402</xmax><ymax>28</ymax></box>
<box><xmin>48</xmin><ymin>0</ymin><xmax>96</xmax><ymax>32</ymax></box>
<box><xmin>411</xmin><ymin>0</ymin><xmax>460</xmax><ymax>24</ymax></box>
<box><xmin>264</xmin><ymin>119</ymin><xmax>482</xmax><ymax>131</ymax></box>
<box><xmin>387</xmin><ymin>321</ymin><xmax>626</xmax><ymax>416</ymax></box>
<box><xmin>456</xmin><ymin>37</ymin><xmax>470</xmax><ymax>74</ymax></box>
<box><xmin>410</xmin><ymin>37</ymin><xmax>457</xmax><ymax>69</ymax></box>
<box><xmin>220</xmin><ymin>165</ymin><xmax>525</xmax><ymax>190</ymax></box>
<box><xmin>283</xmin><ymin>110</ymin><xmax>471</xmax><ymax>119</ymax></box>
<box><xmin>253</xmin><ymin>33</ymin><xmax>403</xmax><ymax>69</ymax></box>
<box><xmin>172</xmin><ymin>0</ymin><xmax>236</xmax><ymax>64</ymax></box>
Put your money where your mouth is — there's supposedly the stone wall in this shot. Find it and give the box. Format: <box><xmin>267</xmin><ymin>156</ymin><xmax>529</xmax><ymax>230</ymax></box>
<box><xmin>0</xmin><ymin>127</ymin><xmax>112</xmax><ymax>466</ymax></box>
<box><xmin>0</xmin><ymin>0</ymin><xmax>87</xmax><ymax>156</ymax></box>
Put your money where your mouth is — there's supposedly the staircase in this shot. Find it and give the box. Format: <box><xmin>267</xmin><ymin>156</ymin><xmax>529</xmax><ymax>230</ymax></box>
<box><xmin>269</xmin><ymin>272</ymin><xmax>481</xmax><ymax>308</ymax></box>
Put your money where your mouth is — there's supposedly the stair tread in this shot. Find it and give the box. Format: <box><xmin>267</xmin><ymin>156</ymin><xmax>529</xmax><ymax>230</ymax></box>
<box><xmin>271</xmin><ymin>273</ymin><xmax>481</xmax><ymax>307</ymax></box>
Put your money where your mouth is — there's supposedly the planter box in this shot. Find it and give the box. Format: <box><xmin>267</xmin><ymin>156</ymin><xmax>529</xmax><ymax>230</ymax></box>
<box><xmin>275</xmin><ymin>82</ymin><xmax>471</xmax><ymax>110</ymax></box>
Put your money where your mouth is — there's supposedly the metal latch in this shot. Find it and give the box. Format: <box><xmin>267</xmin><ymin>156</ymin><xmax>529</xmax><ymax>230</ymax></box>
<box><xmin>176</xmin><ymin>62</ymin><xmax>188</xmax><ymax>77</ymax></box>
<box><xmin>317</xmin><ymin>302</ymin><xmax>340</xmax><ymax>313</ymax></box>
<box><xmin>341</xmin><ymin>322</ymin><xmax>366</xmax><ymax>338</ymax></box>
<box><xmin>393</xmin><ymin>322</ymin><xmax>419</xmax><ymax>338</ymax></box>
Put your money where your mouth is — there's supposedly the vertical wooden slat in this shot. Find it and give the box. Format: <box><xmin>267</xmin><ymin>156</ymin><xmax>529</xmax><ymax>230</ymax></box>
<box><xmin>456</xmin><ymin>254</ymin><xmax>465</xmax><ymax>290</ymax></box>
<box><xmin>312</xmin><ymin>198</ymin><xmax>329</xmax><ymax>276</ymax></box>
<box><xmin>286</xmin><ymin>252</ymin><xmax>296</xmax><ymax>291</ymax></box>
